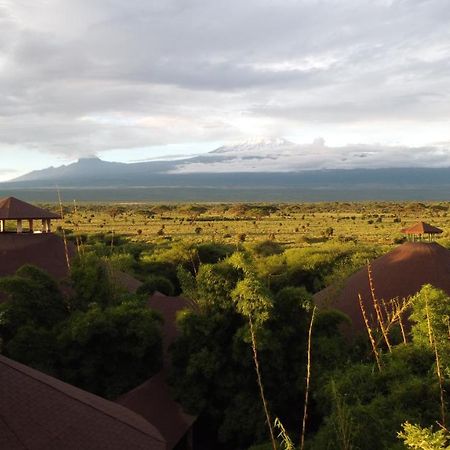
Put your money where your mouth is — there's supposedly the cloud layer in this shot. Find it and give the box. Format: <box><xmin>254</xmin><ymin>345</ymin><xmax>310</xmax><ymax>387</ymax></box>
<box><xmin>1</xmin><ymin>0</ymin><xmax>450</xmax><ymax>164</ymax></box>
<box><xmin>172</xmin><ymin>138</ymin><xmax>450</xmax><ymax>172</ymax></box>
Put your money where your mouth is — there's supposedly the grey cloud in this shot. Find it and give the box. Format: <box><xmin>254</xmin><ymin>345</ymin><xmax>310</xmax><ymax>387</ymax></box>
<box><xmin>1</xmin><ymin>0</ymin><xmax>450</xmax><ymax>158</ymax></box>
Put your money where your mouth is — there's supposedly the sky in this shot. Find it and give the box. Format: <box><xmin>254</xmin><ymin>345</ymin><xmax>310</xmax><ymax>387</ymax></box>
<box><xmin>1</xmin><ymin>0</ymin><xmax>450</xmax><ymax>180</ymax></box>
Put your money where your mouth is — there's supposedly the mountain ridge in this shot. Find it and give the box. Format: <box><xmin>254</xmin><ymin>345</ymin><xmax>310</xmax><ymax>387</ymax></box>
<box><xmin>4</xmin><ymin>139</ymin><xmax>450</xmax><ymax>201</ymax></box>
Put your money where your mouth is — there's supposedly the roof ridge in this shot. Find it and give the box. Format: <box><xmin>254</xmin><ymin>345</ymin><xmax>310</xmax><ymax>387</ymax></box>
<box><xmin>0</xmin><ymin>356</ymin><xmax>165</xmax><ymax>444</ymax></box>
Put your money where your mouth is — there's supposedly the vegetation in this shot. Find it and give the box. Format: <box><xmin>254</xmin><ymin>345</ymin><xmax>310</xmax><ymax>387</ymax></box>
<box><xmin>1</xmin><ymin>201</ymin><xmax>450</xmax><ymax>447</ymax></box>
<box><xmin>0</xmin><ymin>257</ymin><xmax>162</xmax><ymax>399</ymax></box>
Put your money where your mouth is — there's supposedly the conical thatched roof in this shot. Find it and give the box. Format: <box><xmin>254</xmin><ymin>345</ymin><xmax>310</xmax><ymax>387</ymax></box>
<box><xmin>0</xmin><ymin>234</ymin><xmax>74</xmax><ymax>283</ymax></box>
<box><xmin>401</xmin><ymin>221</ymin><xmax>443</xmax><ymax>235</ymax></box>
<box><xmin>315</xmin><ymin>242</ymin><xmax>450</xmax><ymax>334</ymax></box>
<box><xmin>0</xmin><ymin>197</ymin><xmax>60</xmax><ymax>220</ymax></box>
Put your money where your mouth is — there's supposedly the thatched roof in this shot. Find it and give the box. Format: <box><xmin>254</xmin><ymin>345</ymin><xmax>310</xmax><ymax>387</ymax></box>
<box><xmin>401</xmin><ymin>221</ymin><xmax>443</xmax><ymax>235</ymax></box>
<box><xmin>0</xmin><ymin>234</ymin><xmax>74</xmax><ymax>284</ymax></box>
<box><xmin>0</xmin><ymin>354</ymin><xmax>166</xmax><ymax>450</ymax></box>
<box><xmin>315</xmin><ymin>242</ymin><xmax>450</xmax><ymax>334</ymax></box>
<box><xmin>0</xmin><ymin>197</ymin><xmax>60</xmax><ymax>220</ymax></box>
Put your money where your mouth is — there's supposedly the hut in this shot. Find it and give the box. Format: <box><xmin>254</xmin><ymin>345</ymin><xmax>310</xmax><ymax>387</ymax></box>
<box><xmin>314</xmin><ymin>241</ymin><xmax>450</xmax><ymax>335</ymax></box>
<box><xmin>401</xmin><ymin>221</ymin><xmax>443</xmax><ymax>241</ymax></box>
<box><xmin>0</xmin><ymin>197</ymin><xmax>60</xmax><ymax>233</ymax></box>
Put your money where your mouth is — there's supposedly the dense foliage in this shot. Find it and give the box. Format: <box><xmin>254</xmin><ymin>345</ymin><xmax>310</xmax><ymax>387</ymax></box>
<box><xmin>0</xmin><ymin>256</ymin><xmax>162</xmax><ymax>399</ymax></box>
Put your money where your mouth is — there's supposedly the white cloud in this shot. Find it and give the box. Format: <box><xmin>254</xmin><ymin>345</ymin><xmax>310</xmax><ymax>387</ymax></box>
<box><xmin>171</xmin><ymin>138</ymin><xmax>450</xmax><ymax>172</ymax></box>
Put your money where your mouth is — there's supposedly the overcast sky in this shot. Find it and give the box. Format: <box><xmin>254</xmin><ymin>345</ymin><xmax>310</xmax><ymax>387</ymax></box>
<box><xmin>1</xmin><ymin>0</ymin><xmax>450</xmax><ymax>180</ymax></box>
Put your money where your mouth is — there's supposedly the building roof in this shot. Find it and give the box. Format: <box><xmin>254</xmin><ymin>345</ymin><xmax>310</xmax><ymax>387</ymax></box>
<box><xmin>117</xmin><ymin>293</ymin><xmax>196</xmax><ymax>450</ymax></box>
<box><xmin>118</xmin><ymin>370</ymin><xmax>196</xmax><ymax>450</ymax></box>
<box><xmin>0</xmin><ymin>233</ymin><xmax>74</xmax><ymax>285</ymax></box>
<box><xmin>147</xmin><ymin>292</ymin><xmax>194</xmax><ymax>360</ymax></box>
<box><xmin>0</xmin><ymin>354</ymin><xmax>166</xmax><ymax>450</ymax></box>
<box><xmin>0</xmin><ymin>197</ymin><xmax>60</xmax><ymax>220</ymax></box>
<box><xmin>401</xmin><ymin>221</ymin><xmax>443</xmax><ymax>235</ymax></box>
<box><xmin>315</xmin><ymin>242</ymin><xmax>450</xmax><ymax>334</ymax></box>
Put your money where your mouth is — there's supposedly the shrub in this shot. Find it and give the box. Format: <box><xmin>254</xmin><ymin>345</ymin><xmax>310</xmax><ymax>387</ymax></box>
<box><xmin>137</xmin><ymin>275</ymin><xmax>175</xmax><ymax>296</ymax></box>
<box><xmin>251</xmin><ymin>240</ymin><xmax>284</xmax><ymax>257</ymax></box>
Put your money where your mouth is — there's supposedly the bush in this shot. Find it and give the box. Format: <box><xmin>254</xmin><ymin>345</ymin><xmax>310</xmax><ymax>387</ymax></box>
<box><xmin>197</xmin><ymin>243</ymin><xmax>234</xmax><ymax>264</ymax></box>
<box><xmin>137</xmin><ymin>275</ymin><xmax>175</xmax><ymax>296</ymax></box>
<box><xmin>251</xmin><ymin>240</ymin><xmax>284</xmax><ymax>257</ymax></box>
<box><xmin>56</xmin><ymin>302</ymin><xmax>163</xmax><ymax>398</ymax></box>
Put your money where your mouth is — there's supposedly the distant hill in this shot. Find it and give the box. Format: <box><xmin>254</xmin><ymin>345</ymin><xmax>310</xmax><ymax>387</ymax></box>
<box><xmin>3</xmin><ymin>140</ymin><xmax>450</xmax><ymax>201</ymax></box>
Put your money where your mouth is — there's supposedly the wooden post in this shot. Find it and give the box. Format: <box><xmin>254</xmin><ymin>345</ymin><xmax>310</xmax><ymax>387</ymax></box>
<box><xmin>46</xmin><ymin>219</ymin><xmax>51</xmax><ymax>233</ymax></box>
<box><xmin>17</xmin><ymin>219</ymin><xmax>23</xmax><ymax>233</ymax></box>
<box><xmin>29</xmin><ymin>219</ymin><xmax>34</xmax><ymax>233</ymax></box>
<box><xmin>0</xmin><ymin>219</ymin><xmax>4</xmax><ymax>233</ymax></box>
<box><xmin>42</xmin><ymin>219</ymin><xmax>47</xmax><ymax>233</ymax></box>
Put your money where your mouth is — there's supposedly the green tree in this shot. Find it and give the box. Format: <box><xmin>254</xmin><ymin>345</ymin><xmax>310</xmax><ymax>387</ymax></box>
<box><xmin>136</xmin><ymin>275</ymin><xmax>175</xmax><ymax>296</ymax></box>
<box><xmin>171</xmin><ymin>255</ymin><xmax>323</xmax><ymax>449</ymax></box>
<box><xmin>410</xmin><ymin>285</ymin><xmax>450</xmax><ymax>350</ymax></box>
<box><xmin>0</xmin><ymin>265</ymin><xmax>68</xmax><ymax>340</ymax></box>
<box><xmin>229</xmin><ymin>252</ymin><xmax>277</xmax><ymax>449</ymax></box>
<box><xmin>398</xmin><ymin>422</ymin><xmax>450</xmax><ymax>450</ymax></box>
<box><xmin>57</xmin><ymin>301</ymin><xmax>163</xmax><ymax>399</ymax></box>
<box><xmin>310</xmin><ymin>345</ymin><xmax>442</xmax><ymax>450</ymax></box>
<box><xmin>69</xmin><ymin>253</ymin><xmax>115</xmax><ymax>310</ymax></box>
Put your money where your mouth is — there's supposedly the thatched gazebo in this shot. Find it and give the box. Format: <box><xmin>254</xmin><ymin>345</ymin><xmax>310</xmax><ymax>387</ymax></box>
<box><xmin>0</xmin><ymin>197</ymin><xmax>60</xmax><ymax>234</ymax></box>
<box><xmin>401</xmin><ymin>221</ymin><xmax>443</xmax><ymax>241</ymax></box>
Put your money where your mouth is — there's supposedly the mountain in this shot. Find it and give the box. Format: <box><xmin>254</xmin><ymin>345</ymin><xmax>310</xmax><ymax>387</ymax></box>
<box><xmin>13</xmin><ymin>156</ymin><xmax>178</xmax><ymax>183</ymax></box>
<box><xmin>2</xmin><ymin>139</ymin><xmax>450</xmax><ymax>201</ymax></box>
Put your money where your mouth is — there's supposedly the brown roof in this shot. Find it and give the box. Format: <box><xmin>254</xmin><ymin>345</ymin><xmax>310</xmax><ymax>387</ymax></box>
<box><xmin>314</xmin><ymin>242</ymin><xmax>450</xmax><ymax>334</ymax></box>
<box><xmin>0</xmin><ymin>233</ymin><xmax>74</xmax><ymax>282</ymax></box>
<box><xmin>147</xmin><ymin>292</ymin><xmax>193</xmax><ymax>360</ymax></box>
<box><xmin>118</xmin><ymin>370</ymin><xmax>196</xmax><ymax>450</ymax></box>
<box><xmin>112</xmin><ymin>269</ymin><xmax>143</xmax><ymax>294</ymax></box>
<box><xmin>117</xmin><ymin>293</ymin><xmax>196</xmax><ymax>450</ymax></box>
<box><xmin>0</xmin><ymin>197</ymin><xmax>60</xmax><ymax>220</ymax></box>
<box><xmin>401</xmin><ymin>221</ymin><xmax>443</xmax><ymax>235</ymax></box>
<box><xmin>0</xmin><ymin>354</ymin><xmax>166</xmax><ymax>450</ymax></box>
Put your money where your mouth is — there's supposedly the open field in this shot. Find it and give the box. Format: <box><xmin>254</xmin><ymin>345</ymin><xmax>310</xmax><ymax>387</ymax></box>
<box><xmin>46</xmin><ymin>201</ymin><xmax>450</xmax><ymax>248</ymax></box>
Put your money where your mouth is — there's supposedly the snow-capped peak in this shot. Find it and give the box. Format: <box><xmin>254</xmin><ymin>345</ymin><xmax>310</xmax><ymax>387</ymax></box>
<box><xmin>211</xmin><ymin>137</ymin><xmax>294</xmax><ymax>154</ymax></box>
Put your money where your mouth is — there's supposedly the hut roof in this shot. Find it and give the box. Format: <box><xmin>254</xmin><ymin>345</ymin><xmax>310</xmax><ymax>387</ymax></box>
<box><xmin>0</xmin><ymin>354</ymin><xmax>166</xmax><ymax>450</ymax></box>
<box><xmin>118</xmin><ymin>371</ymin><xmax>196</xmax><ymax>450</ymax></box>
<box><xmin>314</xmin><ymin>242</ymin><xmax>450</xmax><ymax>334</ymax></box>
<box><xmin>117</xmin><ymin>293</ymin><xmax>196</xmax><ymax>449</ymax></box>
<box><xmin>0</xmin><ymin>233</ymin><xmax>74</xmax><ymax>284</ymax></box>
<box><xmin>401</xmin><ymin>221</ymin><xmax>443</xmax><ymax>235</ymax></box>
<box><xmin>0</xmin><ymin>197</ymin><xmax>60</xmax><ymax>220</ymax></box>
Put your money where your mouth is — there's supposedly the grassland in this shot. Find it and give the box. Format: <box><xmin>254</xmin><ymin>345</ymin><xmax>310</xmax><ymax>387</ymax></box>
<box><xmin>48</xmin><ymin>201</ymin><xmax>450</xmax><ymax>249</ymax></box>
